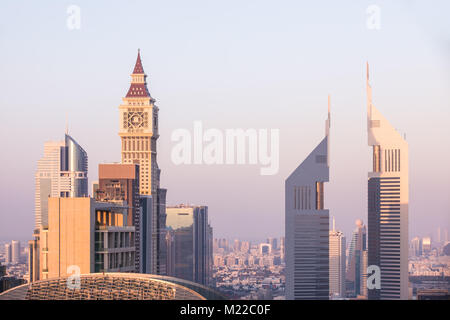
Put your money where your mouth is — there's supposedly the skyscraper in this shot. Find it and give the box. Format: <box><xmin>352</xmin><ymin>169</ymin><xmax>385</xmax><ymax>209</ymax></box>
<box><xmin>165</xmin><ymin>205</ymin><xmax>213</xmax><ymax>286</ymax></box>
<box><xmin>35</xmin><ymin>134</ymin><xmax>88</xmax><ymax>229</ymax></box>
<box><xmin>118</xmin><ymin>50</ymin><xmax>167</xmax><ymax>275</ymax></box>
<box><xmin>329</xmin><ymin>219</ymin><xmax>346</xmax><ymax>299</ymax></box>
<box><xmin>4</xmin><ymin>244</ymin><xmax>11</xmax><ymax>264</ymax></box>
<box><xmin>285</xmin><ymin>98</ymin><xmax>331</xmax><ymax>300</ymax></box>
<box><xmin>411</xmin><ymin>237</ymin><xmax>422</xmax><ymax>257</ymax></box>
<box><xmin>31</xmin><ymin>133</ymin><xmax>88</xmax><ymax>282</ymax></box>
<box><xmin>366</xmin><ymin>63</ymin><xmax>409</xmax><ymax>300</ymax></box>
<box><xmin>346</xmin><ymin>219</ymin><xmax>367</xmax><ymax>298</ymax></box>
<box><xmin>11</xmin><ymin>241</ymin><xmax>20</xmax><ymax>264</ymax></box>
<box><xmin>280</xmin><ymin>237</ymin><xmax>285</xmax><ymax>262</ymax></box>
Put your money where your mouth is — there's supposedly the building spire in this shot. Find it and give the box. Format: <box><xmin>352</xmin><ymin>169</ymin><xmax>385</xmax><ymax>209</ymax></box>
<box><xmin>132</xmin><ymin>49</ymin><xmax>145</xmax><ymax>74</ymax></box>
<box><xmin>125</xmin><ymin>50</ymin><xmax>152</xmax><ymax>98</ymax></box>
<box><xmin>366</xmin><ymin>62</ymin><xmax>373</xmax><ymax>121</ymax></box>
<box><xmin>366</xmin><ymin>61</ymin><xmax>370</xmax><ymax>85</ymax></box>
<box><xmin>65</xmin><ymin>112</ymin><xmax>69</xmax><ymax>135</ymax></box>
<box><xmin>326</xmin><ymin>94</ymin><xmax>331</xmax><ymax>136</ymax></box>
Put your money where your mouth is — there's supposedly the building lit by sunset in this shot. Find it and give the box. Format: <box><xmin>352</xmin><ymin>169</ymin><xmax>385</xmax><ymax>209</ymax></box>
<box><xmin>39</xmin><ymin>197</ymin><xmax>135</xmax><ymax>280</ymax></box>
<box><xmin>29</xmin><ymin>134</ymin><xmax>88</xmax><ymax>282</ymax></box>
<box><xmin>118</xmin><ymin>51</ymin><xmax>167</xmax><ymax>275</ymax></box>
<box><xmin>366</xmin><ymin>63</ymin><xmax>409</xmax><ymax>300</ymax></box>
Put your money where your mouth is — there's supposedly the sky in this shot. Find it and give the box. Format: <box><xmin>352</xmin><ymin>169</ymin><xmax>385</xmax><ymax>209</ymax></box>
<box><xmin>0</xmin><ymin>0</ymin><xmax>449</xmax><ymax>243</ymax></box>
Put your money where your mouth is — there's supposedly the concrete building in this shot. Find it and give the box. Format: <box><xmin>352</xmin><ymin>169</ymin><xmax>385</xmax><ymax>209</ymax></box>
<box><xmin>39</xmin><ymin>197</ymin><xmax>135</xmax><ymax>280</ymax></box>
<box><xmin>366</xmin><ymin>63</ymin><xmax>409</xmax><ymax>300</ymax></box>
<box><xmin>96</xmin><ymin>163</ymin><xmax>142</xmax><ymax>272</ymax></box>
<box><xmin>346</xmin><ymin>219</ymin><xmax>368</xmax><ymax>298</ymax></box>
<box><xmin>285</xmin><ymin>98</ymin><xmax>331</xmax><ymax>300</ymax></box>
<box><xmin>329</xmin><ymin>224</ymin><xmax>346</xmax><ymax>299</ymax></box>
<box><xmin>118</xmin><ymin>50</ymin><xmax>167</xmax><ymax>275</ymax></box>
<box><xmin>165</xmin><ymin>205</ymin><xmax>213</xmax><ymax>286</ymax></box>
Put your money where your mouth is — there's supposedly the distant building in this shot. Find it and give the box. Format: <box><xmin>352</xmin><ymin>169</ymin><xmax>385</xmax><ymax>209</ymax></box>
<box><xmin>329</xmin><ymin>227</ymin><xmax>346</xmax><ymax>299</ymax></box>
<box><xmin>411</xmin><ymin>237</ymin><xmax>422</xmax><ymax>257</ymax></box>
<box><xmin>280</xmin><ymin>237</ymin><xmax>285</xmax><ymax>262</ymax></box>
<box><xmin>285</xmin><ymin>99</ymin><xmax>330</xmax><ymax>300</ymax></box>
<box><xmin>11</xmin><ymin>241</ymin><xmax>20</xmax><ymax>264</ymax></box>
<box><xmin>259</xmin><ymin>243</ymin><xmax>271</xmax><ymax>255</ymax></box>
<box><xmin>4</xmin><ymin>244</ymin><xmax>11</xmax><ymax>264</ymax></box>
<box><xmin>366</xmin><ymin>64</ymin><xmax>409</xmax><ymax>300</ymax></box>
<box><xmin>267</xmin><ymin>238</ymin><xmax>277</xmax><ymax>251</ymax></box>
<box><xmin>39</xmin><ymin>197</ymin><xmax>135</xmax><ymax>280</ymax></box>
<box><xmin>422</xmin><ymin>237</ymin><xmax>432</xmax><ymax>255</ymax></box>
<box><xmin>233</xmin><ymin>239</ymin><xmax>241</xmax><ymax>252</ymax></box>
<box><xmin>166</xmin><ymin>205</ymin><xmax>213</xmax><ymax>286</ymax></box>
<box><xmin>240</xmin><ymin>241</ymin><xmax>250</xmax><ymax>254</ymax></box>
<box><xmin>346</xmin><ymin>219</ymin><xmax>368</xmax><ymax>298</ymax></box>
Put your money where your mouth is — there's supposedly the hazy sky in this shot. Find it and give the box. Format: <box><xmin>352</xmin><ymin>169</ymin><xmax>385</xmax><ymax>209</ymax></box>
<box><xmin>0</xmin><ymin>1</ymin><xmax>449</xmax><ymax>242</ymax></box>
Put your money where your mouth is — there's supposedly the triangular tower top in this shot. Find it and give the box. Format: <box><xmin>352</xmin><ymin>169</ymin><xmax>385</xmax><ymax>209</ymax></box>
<box><xmin>132</xmin><ymin>49</ymin><xmax>145</xmax><ymax>74</ymax></box>
<box><xmin>125</xmin><ymin>50</ymin><xmax>152</xmax><ymax>99</ymax></box>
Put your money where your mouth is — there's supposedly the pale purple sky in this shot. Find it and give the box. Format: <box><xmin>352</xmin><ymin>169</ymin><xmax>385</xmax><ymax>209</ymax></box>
<box><xmin>0</xmin><ymin>1</ymin><xmax>449</xmax><ymax>242</ymax></box>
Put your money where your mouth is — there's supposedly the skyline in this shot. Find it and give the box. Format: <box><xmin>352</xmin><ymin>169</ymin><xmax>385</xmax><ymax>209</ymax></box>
<box><xmin>1</xmin><ymin>1</ymin><xmax>449</xmax><ymax>242</ymax></box>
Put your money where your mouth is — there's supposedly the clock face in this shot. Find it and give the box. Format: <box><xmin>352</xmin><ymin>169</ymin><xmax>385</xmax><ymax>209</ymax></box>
<box><xmin>124</xmin><ymin>111</ymin><xmax>148</xmax><ymax>131</ymax></box>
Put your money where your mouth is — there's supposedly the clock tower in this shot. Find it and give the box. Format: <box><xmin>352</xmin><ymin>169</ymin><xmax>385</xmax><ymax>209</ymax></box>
<box><xmin>119</xmin><ymin>50</ymin><xmax>167</xmax><ymax>274</ymax></box>
<box><xmin>119</xmin><ymin>49</ymin><xmax>159</xmax><ymax>195</ymax></box>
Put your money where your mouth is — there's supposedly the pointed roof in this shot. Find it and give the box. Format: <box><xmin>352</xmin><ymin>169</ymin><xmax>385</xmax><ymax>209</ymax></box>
<box><xmin>133</xmin><ymin>49</ymin><xmax>145</xmax><ymax>74</ymax></box>
<box><xmin>125</xmin><ymin>49</ymin><xmax>152</xmax><ymax>99</ymax></box>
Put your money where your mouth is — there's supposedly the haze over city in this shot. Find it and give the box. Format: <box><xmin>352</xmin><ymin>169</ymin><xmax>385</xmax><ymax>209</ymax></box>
<box><xmin>0</xmin><ymin>0</ymin><xmax>449</xmax><ymax>243</ymax></box>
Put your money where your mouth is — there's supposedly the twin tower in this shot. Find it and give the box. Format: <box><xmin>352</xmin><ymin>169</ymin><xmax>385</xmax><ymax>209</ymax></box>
<box><xmin>285</xmin><ymin>64</ymin><xmax>409</xmax><ymax>300</ymax></box>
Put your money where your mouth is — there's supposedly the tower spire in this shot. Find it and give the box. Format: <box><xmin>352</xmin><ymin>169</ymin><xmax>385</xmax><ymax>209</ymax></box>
<box><xmin>366</xmin><ymin>62</ymin><xmax>373</xmax><ymax>121</ymax></box>
<box><xmin>65</xmin><ymin>112</ymin><xmax>69</xmax><ymax>135</ymax></box>
<box><xmin>125</xmin><ymin>50</ymin><xmax>151</xmax><ymax>98</ymax></box>
<box><xmin>132</xmin><ymin>49</ymin><xmax>145</xmax><ymax>74</ymax></box>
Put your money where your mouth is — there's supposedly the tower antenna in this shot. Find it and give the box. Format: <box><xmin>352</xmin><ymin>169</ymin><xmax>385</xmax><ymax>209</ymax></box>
<box><xmin>65</xmin><ymin>112</ymin><xmax>69</xmax><ymax>135</ymax></box>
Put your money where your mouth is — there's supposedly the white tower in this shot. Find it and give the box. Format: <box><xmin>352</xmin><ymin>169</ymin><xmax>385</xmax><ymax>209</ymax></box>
<box><xmin>366</xmin><ymin>63</ymin><xmax>409</xmax><ymax>300</ymax></box>
<box><xmin>329</xmin><ymin>228</ymin><xmax>346</xmax><ymax>299</ymax></box>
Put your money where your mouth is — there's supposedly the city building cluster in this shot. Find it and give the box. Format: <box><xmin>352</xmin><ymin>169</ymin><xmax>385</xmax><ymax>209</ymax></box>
<box><xmin>212</xmin><ymin>238</ymin><xmax>285</xmax><ymax>299</ymax></box>
<box><xmin>1</xmin><ymin>51</ymin><xmax>214</xmax><ymax>298</ymax></box>
<box><xmin>0</xmin><ymin>55</ymin><xmax>448</xmax><ymax>301</ymax></box>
